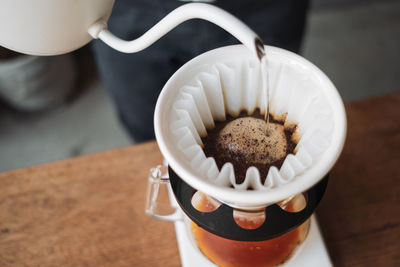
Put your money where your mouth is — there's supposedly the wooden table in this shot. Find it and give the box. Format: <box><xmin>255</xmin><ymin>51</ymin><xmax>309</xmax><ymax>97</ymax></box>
<box><xmin>0</xmin><ymin>92</ymin><xmax>399</xmax><ymax>267</ymax></box>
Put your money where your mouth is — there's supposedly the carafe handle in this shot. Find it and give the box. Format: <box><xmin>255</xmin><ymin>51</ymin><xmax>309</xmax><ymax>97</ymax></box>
<box><xmin>145</xmin><ymin>165</ymin><xmax>182</xmax><ymax>222</ymax></box>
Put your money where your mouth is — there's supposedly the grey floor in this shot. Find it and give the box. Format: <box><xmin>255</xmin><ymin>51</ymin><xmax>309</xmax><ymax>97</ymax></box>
<box><xmin>0</xmin><ymin>0</ymin><xmax>399</xmax><ymax>172</ymax></box>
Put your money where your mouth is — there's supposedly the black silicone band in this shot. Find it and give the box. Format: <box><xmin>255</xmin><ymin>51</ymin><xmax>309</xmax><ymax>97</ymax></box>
<box><xmin>169</xmin><ymin>167</ymin><xmax>328</xmax><ymax>241</ymax></box>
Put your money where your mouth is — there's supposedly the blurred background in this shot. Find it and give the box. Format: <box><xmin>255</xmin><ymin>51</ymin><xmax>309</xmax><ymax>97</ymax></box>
<box><xmin>0</xmin><ymin>0</ymin><xmax>399</xmax><ymax>172</ymax></box>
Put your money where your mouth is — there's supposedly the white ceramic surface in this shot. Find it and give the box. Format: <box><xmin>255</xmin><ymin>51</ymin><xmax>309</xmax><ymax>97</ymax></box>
<box><xmin>0</xmin><ymin>0</ymin><xmax>114</xmax><ymax>55</ymax></box>
<box><xmin>154</xmin><ymin>45</ymin><xmax>347</xmax><ymax>209</ymax></box>
<box><xmin>167</xmin><ymin>52</ymin><xmax>336</xmax><ymax>194</ymax></box>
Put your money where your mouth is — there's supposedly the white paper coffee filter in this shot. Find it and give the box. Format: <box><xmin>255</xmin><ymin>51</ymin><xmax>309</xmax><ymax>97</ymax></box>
<box><xmin>155</xmin><ymin>45</ymin><xmax>346</xmax><ymax>209</ymax></box>
<box><xmin>169</xmin><ymin>58</ymin><xmax>333</xmax><ymax>191</ymax></box>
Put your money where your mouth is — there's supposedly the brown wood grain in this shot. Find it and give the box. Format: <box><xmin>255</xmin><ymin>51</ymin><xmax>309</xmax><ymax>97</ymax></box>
<box><xmin>317</xmin><ymin>92</ymin><xmax>400</xmax><ymax>267</ymax></box>
<box><xmin>0</xmin><ymin>143</ymin><xmax>180</xmax><ymax>267</ymax></box>
<box><xmin>0</xmin><ymin>92</ymin><xmax>399</xmax><ymax>267</ymax></box>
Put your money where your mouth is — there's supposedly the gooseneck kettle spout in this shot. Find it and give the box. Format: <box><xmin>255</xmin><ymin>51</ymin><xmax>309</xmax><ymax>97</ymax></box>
<box><xmin>89</xmin><ymin>3</ymin><xmax>265</xmax><ymax>60</ymax></box>
<box><xmin>0</xmin><ymin>1</ymin><xmax>264</xmax><ymax>58</ymax></box>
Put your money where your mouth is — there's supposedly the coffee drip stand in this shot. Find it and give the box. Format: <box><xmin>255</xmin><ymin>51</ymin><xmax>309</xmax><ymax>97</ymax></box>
<box><xmin>150</xmin><ymin>43</ymin><xmax>347</xmax><ymax>266</ymax></box>
<box><xmin>146</xmin><ymin>165</ymin><xmax>333</xmax><ymax>266</ymax></box>
<box><xmin>169</xmin><ymin>168</ymin><xmax>328</xmax><ymax>242</ymax></box>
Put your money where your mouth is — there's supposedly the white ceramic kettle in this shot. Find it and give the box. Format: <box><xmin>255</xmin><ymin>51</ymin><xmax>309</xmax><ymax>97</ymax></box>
<box><xmin>0</xmin><ymin>0</ymin><xmax>114</xmax><ymax>55</ymax></box>
<box><xmin>0</xmin><ymin>1</ymin><xmax>264</xmax><ymax>58</ymax></box>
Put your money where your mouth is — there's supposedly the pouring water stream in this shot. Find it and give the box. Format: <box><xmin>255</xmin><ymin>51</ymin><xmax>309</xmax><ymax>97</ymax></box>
<box><xmin>257</xmin><ymin>46</ymin><xmax>271</xmax><ymax>125</ymax></box>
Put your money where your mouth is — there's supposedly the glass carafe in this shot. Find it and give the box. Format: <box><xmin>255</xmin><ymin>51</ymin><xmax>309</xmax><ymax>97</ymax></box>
<box><xmin>146</xmin><ymin>165</ymin><xmax>310</xmax><ymax>267</ymax></box>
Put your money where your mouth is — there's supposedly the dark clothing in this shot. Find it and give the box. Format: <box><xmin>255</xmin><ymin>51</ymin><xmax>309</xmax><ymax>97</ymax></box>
<box><xmin>91</xmin><ymin>0</ymin><xmax>309</xmax><ymax>142</ymax></box>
